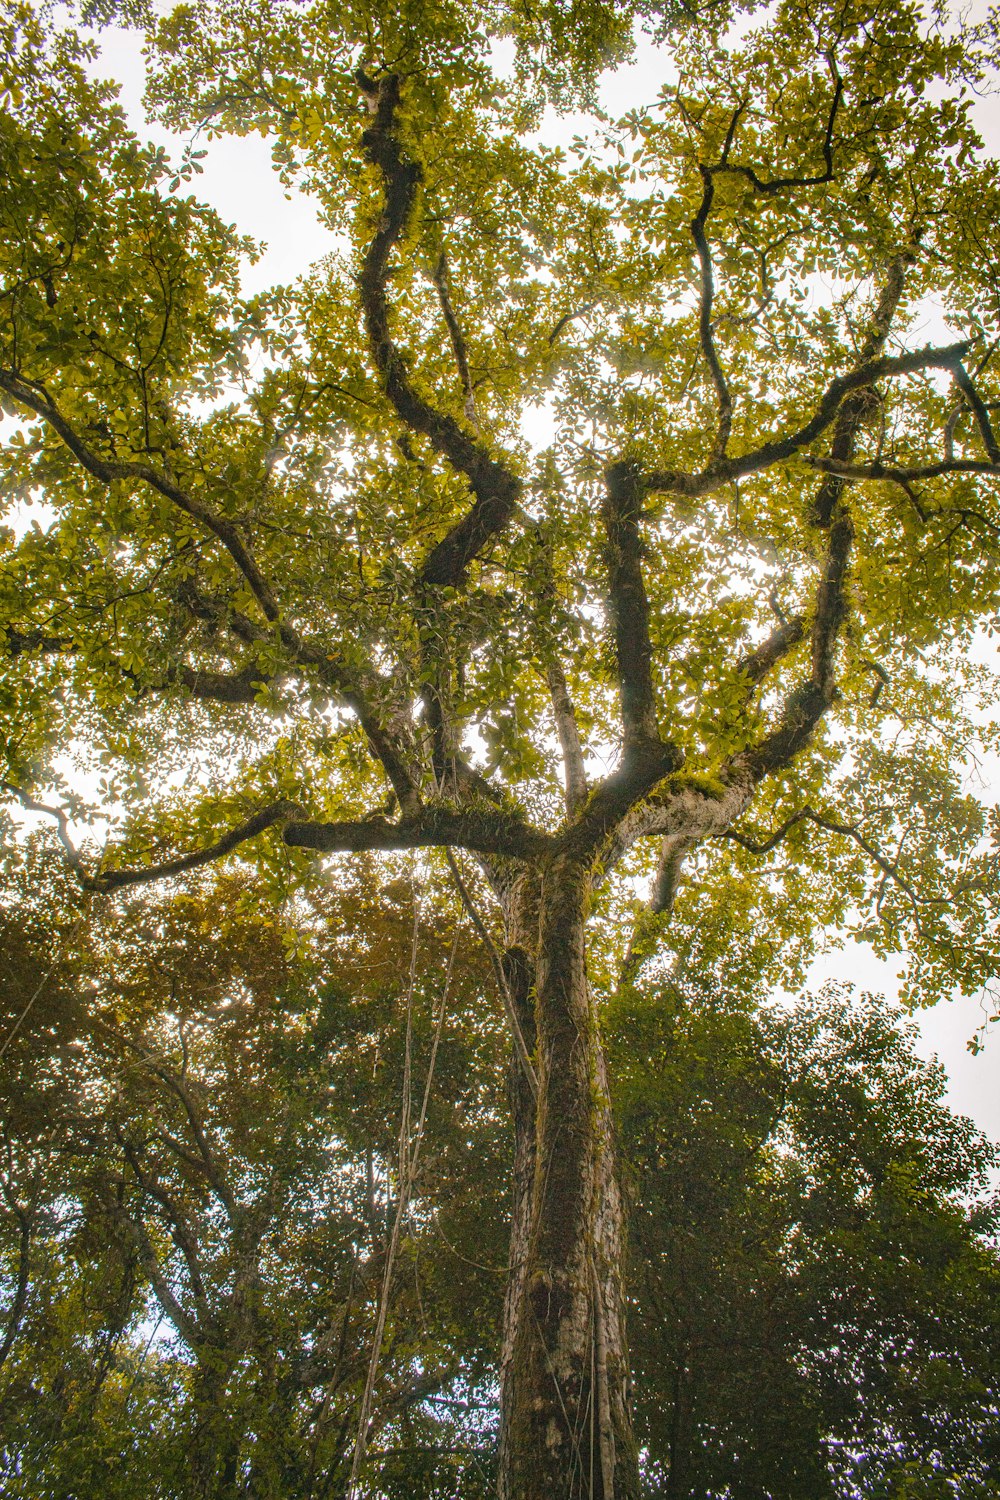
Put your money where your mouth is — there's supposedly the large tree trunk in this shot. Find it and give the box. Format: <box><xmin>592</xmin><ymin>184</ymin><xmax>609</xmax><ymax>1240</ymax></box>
<box><xmin>499</xmin><ymin>855</ymin><xmax>639</xmax><ymax>1500</ymax></box>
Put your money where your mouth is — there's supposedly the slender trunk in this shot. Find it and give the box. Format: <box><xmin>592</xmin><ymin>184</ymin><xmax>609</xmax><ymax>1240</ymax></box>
<box><xmin>499</xmin><ymin>856</ymin><xmax>639</xmax><ymax>1500</ymax></box>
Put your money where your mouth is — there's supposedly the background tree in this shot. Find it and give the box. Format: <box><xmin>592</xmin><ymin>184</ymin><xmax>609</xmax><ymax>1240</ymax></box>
<box><xmin>2</xmin><ymin>0</ymin><xmax>1000</xmax><ymax>1493</ymax></box>
<box><xmin>611</xmin><ymin>977</ymin><xmax>1000</xmax><ymax>1498</ymax></box>
<box><xmin>3</xmin><ymin>840</ymin><xmax>998</xmax><ymax>1497</ymax></box>
<box><xmin>0</xmin><ymin>840</ymin><xmax>507</xmax><ymax>1497</ymax></box>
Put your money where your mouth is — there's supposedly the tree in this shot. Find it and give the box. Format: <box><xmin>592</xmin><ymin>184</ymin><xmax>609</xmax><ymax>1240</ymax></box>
<box><xmin>2</xmin><ymin>0</ymin><xmax>1000</xmax><ymax>1492</ymax></box>
<box><xmin>0</xmin><ymin>841</ymin><xmax>509</xmax><ymax>1497</ymax></box>
<box><xmin>611</xmin><ymin>978</ymin><xmax>1000</xmax><ymax>1497</ymax></box>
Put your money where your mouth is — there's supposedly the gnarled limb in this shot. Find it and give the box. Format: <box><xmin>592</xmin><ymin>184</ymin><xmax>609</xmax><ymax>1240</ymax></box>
<box><xmin>524</xmin><ymin>524</ymin><xmax>588</xmax><ymax>814</ymax></box>
<box><xmin>171</xmin><ymin>663</ymin><xmax>273</xmax><ymax>704</ymax></box>
<box><xmin>356</xmin><ymin>72</ymin><xmax>522</xmax><ymax>589</ymax></box>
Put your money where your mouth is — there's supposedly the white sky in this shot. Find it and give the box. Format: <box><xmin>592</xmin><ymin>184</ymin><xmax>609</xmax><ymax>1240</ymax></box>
<box><xmin>81</xmin><ymin>22</ymin><xmax>1000</xmax><ymax>1141</ymax></box>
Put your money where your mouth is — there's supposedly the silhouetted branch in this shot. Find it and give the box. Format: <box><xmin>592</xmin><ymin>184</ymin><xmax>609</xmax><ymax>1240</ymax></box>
<box><xmin>0</xmin><ymin>370</ymin><xmax>281</xmax><ymax>622</ymax></box>
<box><xmin>98</xmin><ymin>801</ymin><xmax>300</xmax><ymax>890</ymax></box>
<box><xmin>432</xmin><ymin>250</ymin><xmax>477</xmax><ymax>426</ymax></box>
<box><xmin>285</xmin><ymin>806</ymin><xmax>552</xmax><ymax>863</ymax></box>
<box><xmin>643</xmin><ymin>339</ymin><xmax>970</xmax><ymax>499</ymax></box>
<box><xmin>690</xmin><ymin>165</ymin><xmax>733</xmax><ymax>460</ymax></box>
<box><xmin>356</xmin><ymin>71</ymin><xmax>521</xmax><ymax>588</ymax></box>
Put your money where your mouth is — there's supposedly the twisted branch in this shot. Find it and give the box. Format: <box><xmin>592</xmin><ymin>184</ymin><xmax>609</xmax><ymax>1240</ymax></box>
<box><xmin>357</xmin><ymin>71</ymin><xmax>521</xmax><ymax>588</ymax></box>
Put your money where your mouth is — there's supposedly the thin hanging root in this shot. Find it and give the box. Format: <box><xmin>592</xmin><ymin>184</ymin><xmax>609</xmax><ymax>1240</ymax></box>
<box><xmin>0</xmin><ymin>910</ymin><xmax>89</xmax><ymax>1062</ymax></box>
<box><xmin>444</xmin><ymin>848</ymin><xmax>538</xmax><ymax>1099</ymax></box>
<box><xmin>590</xmin><ymin>1250</ymin><xmax>616</xmax><ymax>1498</ymax></box>
<box><xmin>346</xmin><ymin>880</ymin><xmax>462</xmax><ymax>1499</ymax></box>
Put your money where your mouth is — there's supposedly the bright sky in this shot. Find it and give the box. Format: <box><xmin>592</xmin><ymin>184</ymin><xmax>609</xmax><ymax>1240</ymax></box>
<box><xmin>84</xmin><ymin>21</ymin><xmax>1000</xmax><ymax>1142</ymax></box>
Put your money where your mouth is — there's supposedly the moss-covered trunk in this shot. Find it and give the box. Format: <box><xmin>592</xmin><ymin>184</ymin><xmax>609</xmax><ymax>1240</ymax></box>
<box><xmin>499</xmin><ymin>855</ymin><xmax>639</xmax><ymax>1500</ymax></box>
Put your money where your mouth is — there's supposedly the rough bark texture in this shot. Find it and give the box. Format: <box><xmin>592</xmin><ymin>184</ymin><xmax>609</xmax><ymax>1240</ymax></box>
<box><xmin>499</xmin><ymin>858</ymin><xmax>639</xmax><ymax>1500</ymax></box>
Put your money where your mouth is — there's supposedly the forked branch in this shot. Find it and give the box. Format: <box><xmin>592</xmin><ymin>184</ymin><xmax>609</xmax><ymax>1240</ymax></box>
<box><xmin>741</xmin><ymin>251</ymin><xmax>913</xmax><ymax>778</ymax></box>
<box><xmin>643</xmin><ymin>339</ymin><xmax>971</xmax><ymax>499</ymax></box>
<box><xmin>0</xmin><ymin>370</ymin><xmax>281</xmax><ymax>623</ymax></box>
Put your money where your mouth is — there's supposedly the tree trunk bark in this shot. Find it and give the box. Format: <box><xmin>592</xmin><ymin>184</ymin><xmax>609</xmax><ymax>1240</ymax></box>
<box><xmin>499</xmin><ymin>855</ymin><xmax>639</xmax><ymax>1500</ymax></box>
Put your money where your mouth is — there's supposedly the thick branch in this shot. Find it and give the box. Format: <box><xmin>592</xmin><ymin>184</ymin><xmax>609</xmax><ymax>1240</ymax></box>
<box><xmin>808</xmin><ymin>456</ymin><xmax>1000</xmax><ymax>483</ymax></box>
<box><xmin>952</xmin><ymin>361</ymin><xmax>1000</xmax><ymax>463</ymax></box>
<box><xmin>546</xmin><ymin>661</ymin><xmax>588</xmax><ymax>816</ymax></box>
<box><xmin>284</xmin><ymin>806</ymin><xmax>552</xmax><ymax>864</ymax></box>
<box><xmin>171</xmin><ymin>663</ymin><xmax>272</xmax><ymax>704</ymax></box>
<box><xmin>650</xmin><ymin>832</ymin><xmax>697</xmax><ymax>915</ymax></box>
<box><xmin>600</xmin><ymin>767</ymin><xmax>756</xmax><ymax>881</ymax></box>
<box><xmin>603</xmin><ymin>460</ymin><xmax>661</xmax><ymax>752</ymax></box>
<box><xmin>736</xmin><ymin>614</ymin><xmax>806</xmax><ymax>687</ymax></box>
<box><xmin>356</xmin><ymin>71</ymin><xmax>521</xmax><ymax>588</ymax></box>
<box><xmin>617</xmin><ymin>832</ymin><xmax>697</xmax><ymax>986</ymax></box>
<box><xmin>526</xmin><ymin>526</ymin><xmax>588</xmax><ymax>814</ymax></box>
<box><xmin>1</xmin><ymin>375</ymin><xmax>421</xmax><ymax>816</ymax></box>
<box><xmin>3</xmin><ymin>623</ymin><xmax>280</xmax><ymax>708</ymax></box>
<box><xmin>561</xmin><ymin>739</ymin><xmax>685</xmax><ymax>871</ymax></box>
<box><xmin>4</xmin><ymin>628</ymin><xmax>70</xmax><ymax>656</ymax></box>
